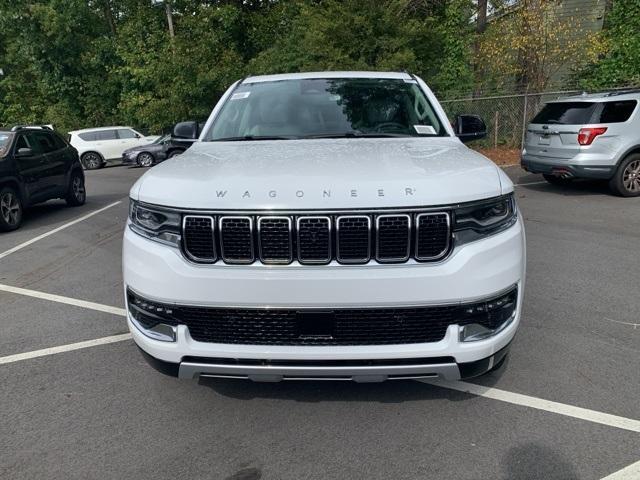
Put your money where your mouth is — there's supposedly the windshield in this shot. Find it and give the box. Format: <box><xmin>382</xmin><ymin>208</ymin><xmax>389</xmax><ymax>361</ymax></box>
<box><xmin>0</xmin><ymin>132</ymin><xmax>11</xmax><ymax>157</ymax></box>
<box><xmin>205</xmin><ymin>78</ymin><xmax>447</xmax><ymax>141</ymax></box>
<box><xmin>153</xmin><ymin>134</ymin><xmax>170</xmax><ymax>144</ymax></box>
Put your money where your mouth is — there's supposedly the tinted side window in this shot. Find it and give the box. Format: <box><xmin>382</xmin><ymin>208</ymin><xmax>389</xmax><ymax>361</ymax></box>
<box><xmin>95</xmin><ymin>130</ymin><xmax>118</xmax><ymax>140</ymax></box>
<box><xmin>117</xmin><ymin>129</ymin><xmax>138</xmax><ymax>139</ymax></box>
<box><xmin>15</xmin><ymin>134</ymin><xmax>31</xmax><ymax>151</ymax></box>
<box><xmin>51</xmin><ymin>133</ymin><xmax>68</xmax><ymax>150</ymax></box>
<box><xmin>531</xmin><ymin>102</ymin><xmax>596</xmax><ymax>125</ymax></box>
<box><xmin>597</xmin><ymin>100</ymin><xmax>637</xmax><ymax>123</ymax></box>
<box><xmin>32</xmin><ymin>132</ymin><xmax>57</xmax><ymax>153</ymax></box>
<box><xmin>16</xmin><ymin>133</ymin><xmax>43</xmax><ymax>154</ymax></box>
<box><xmin>78</xmin><ymin>132</ymin><xmax>97</xmax><ymax>141</ymax></box>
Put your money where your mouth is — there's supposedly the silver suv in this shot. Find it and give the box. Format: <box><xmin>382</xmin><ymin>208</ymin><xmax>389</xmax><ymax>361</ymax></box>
<box><xmin>521</xmin><ymin>90</ymin><xmax>640</xmax><ymax>196</ymax></box>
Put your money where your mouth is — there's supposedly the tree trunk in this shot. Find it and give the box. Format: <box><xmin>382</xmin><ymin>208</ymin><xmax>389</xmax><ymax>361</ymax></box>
<box><xmin>101</xmin><ymin>0</ymin><xmax>116</xmax><ymax>36</ymax></box>
<box><xmin>165</xmin><ymin>1</ymin><xmax>175</xmax><ymax>39</ymax></box>
<box><xmin>472</xmin><ymin>0</ymin><xmax>488</xmax><ymax>96</ymax></box>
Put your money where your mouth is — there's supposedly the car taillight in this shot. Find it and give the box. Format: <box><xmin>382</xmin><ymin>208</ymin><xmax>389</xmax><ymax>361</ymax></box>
<box><xmin>578</xmin><ymin>127</ymin><xmax>607</xmax><ymax>146</ymax></box>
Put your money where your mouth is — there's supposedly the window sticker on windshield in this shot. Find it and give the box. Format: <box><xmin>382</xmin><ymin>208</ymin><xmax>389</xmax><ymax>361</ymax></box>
<box><xmin>414</xmin><ymin>125</ymin><xmax>436</xmax><ymax>135</ymax></box>
<box><xmin>403</xmin><ymin>79</ymin><xmax>418</xmax><ymax>84</ymax></box>
<box><xmin>231</xmin><ymin>92</ymin><xmax>251</xmax><ymax>100</ymax></box>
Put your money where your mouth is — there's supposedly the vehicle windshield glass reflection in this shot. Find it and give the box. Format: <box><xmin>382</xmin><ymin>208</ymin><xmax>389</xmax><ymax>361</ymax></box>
<box><xmin>206</xmin><ymin>78</ymin><xmax>446</xmax><ymax>141</ymax></box>
<box><xmin>0</xmin><ymin>133</ymin><xmax>11</xmax><ymax>156</ymax></box>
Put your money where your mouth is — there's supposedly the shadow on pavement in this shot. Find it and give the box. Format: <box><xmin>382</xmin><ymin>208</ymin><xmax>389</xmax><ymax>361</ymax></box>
<box><xmin>198</xmin><ymin>375</ymin><xmax>476</xmax><ymax>404</ymax></box>
<box><xmin>518</xmin><ymin>179</ymin><xmax>613</xmax><ymax>197</ymax></box>
<box><xmin>502</xmin><ymin>443</ymin><xmax>579</xmax><ymax>480</ymax></box>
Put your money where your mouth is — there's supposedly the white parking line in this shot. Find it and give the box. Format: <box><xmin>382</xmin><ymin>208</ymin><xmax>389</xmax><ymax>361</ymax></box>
<box><xmin>428</xmin><ymin>380</ymin><xmax>640</xmax><ymax>433</ymax></box>
<box><xmin>3</xmin><ymin>281</ymin><xmax>640</xmax><ymax>437</ymax></box>
<box><xmin>0</xmin><ymin>200</ymin><xmax>122</xmax><ymax>260</ymax></box>
<box><xmin>0</xmin><ymin>333</ymin><xmax>132</xmax><ymax>365</ymax></box>
<box><xmin>601</xmin><ymin>460</ymin><xmax>640</xmax><ymax>479</ymax></box>
<box><xmin>0</xmin><ymin>283</ymin><xmax>126</xmax><ymax>316</ymax></box>
<box><xmin>514</xmin><ymin>180</ymin><xmax>548</xmax><ymax>187</ymax></box>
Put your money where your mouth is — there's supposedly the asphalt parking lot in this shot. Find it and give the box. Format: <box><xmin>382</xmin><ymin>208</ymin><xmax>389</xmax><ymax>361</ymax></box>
<box><xmin>1</xmin><ymin>165</ymin><xmax>638</xmax><ymax>480</ymax></box>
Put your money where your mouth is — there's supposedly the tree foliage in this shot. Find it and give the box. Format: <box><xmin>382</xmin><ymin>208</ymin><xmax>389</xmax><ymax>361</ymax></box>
<box><xmin>0</xmin><ymin>0</ymin><xmax>634</xmax><ymax>133</ymax></box>
<box><xmin>476</xmin><ymin>0</ymin><xmax>602</xmax><ymax>93</ymax></box>
<box><xmin>576</xmin><ymin>0</ymin><xmax>640</xmax><ymax>89</ymax></box>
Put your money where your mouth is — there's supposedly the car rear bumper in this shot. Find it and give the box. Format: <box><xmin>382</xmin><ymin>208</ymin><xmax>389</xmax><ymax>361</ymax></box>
<box><xmin>521</xmin><ymin>153</ymin><xmax>615</xmax><ymax>179</ymax></box>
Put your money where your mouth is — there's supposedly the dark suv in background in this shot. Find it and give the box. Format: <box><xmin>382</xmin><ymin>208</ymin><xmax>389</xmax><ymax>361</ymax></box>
<box><xmin>0</xmin><ymin>126</ymin><xmax>86</xmax><ymax>231</ymax></box>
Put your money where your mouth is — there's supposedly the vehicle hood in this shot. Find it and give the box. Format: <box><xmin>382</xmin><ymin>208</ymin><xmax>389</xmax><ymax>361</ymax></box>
<box><xmin>132</xmin><ymin>138</ymin><xmax>508</xmax><ymax>209</ymax></box>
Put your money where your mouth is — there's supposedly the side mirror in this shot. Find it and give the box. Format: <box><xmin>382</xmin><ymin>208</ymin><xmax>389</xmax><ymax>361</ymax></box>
<box><xmin>454</xmin><ymin>114</ymin><xmax>487</xmax><ymax>143</ymax></box>
<box><xmin>134</xmin><ymin>133</ymin><xmax>141</xmax><ymax>139</ymax></box>
<box><xmin>172</xmin><ymin>121</ymin><xmax>199</xmax><ymax>140</ymax></box>
<box><xmin>16</xmin><ymin>147</ymin><xmax>33</xmax><ymax>156</ymax></box>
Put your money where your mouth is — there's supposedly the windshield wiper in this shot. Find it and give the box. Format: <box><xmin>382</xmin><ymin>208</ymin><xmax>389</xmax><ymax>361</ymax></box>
<box><xmin>305</xmin><ymin>132</ymin><xmax>413</xmax><ymax>139</ymax></box>
<box><xmin>211</xmin><ymin>135</ymin><xmax>299</xmax><ymax>142</ymax></box>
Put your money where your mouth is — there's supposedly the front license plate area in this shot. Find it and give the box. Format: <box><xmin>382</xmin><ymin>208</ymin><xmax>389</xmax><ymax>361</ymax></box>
<box><xmin>297</xmin><ymin>311</ymin><xmax>336</xmax><ymax>339</ymax></box>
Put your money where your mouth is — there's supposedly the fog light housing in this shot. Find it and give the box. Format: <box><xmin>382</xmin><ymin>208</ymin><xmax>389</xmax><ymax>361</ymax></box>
<box><xmin>459</xmin><ymin>287</ymin><xmax>518</xmax><ymax>342</ymax></box>
<box><xmin>127</xmin><ymin>289</ymin><xmax>178</xmax><ymax>342</ymax></box>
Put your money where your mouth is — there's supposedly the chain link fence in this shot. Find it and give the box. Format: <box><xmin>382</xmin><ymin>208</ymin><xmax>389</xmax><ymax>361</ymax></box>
<box><xmin>439</xmin><ymin>87</ymin><xmax>636</xmax><ymax>149</ymax></box>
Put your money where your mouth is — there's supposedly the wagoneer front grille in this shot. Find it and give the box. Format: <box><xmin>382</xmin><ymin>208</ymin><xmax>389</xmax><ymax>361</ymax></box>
<box><xmin>183</xmin><ymin>210</ymin><xmax>451</xmax><ymax>265</ymax></box>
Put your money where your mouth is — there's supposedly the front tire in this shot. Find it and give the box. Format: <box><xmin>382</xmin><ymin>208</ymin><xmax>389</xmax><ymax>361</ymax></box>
<box><xmin>65</xmin><ymin>171</ymin><xmax>86</xmax><ymax>206</ymax></box>
<box><xmin>609</xmin><ymin>153</ymin><xmax>640</xmax><ymax>197</ymax></box>
<box><xmin>543</xmin><ymin>174</ymin><xmax>573</xmax><ymax>186</ymax></box>
<box><xmin>81</xmin><ymin>152</ymin><xmax>103</xmax><ymax>170</ymax></box>
<box><xmin>137</xmin><ymin>152</ymin><xmax>154</xmax><ymax>167</ymax></box>
<box><xmin>0</xmin><ymin>186</ymin><xmax>23</xmax><ymax>231</ymax></box>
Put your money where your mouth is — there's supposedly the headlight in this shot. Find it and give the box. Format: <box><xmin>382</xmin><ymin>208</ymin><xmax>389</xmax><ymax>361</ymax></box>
<box><xmin>129</xmin><ymin>199</ymin><xmax>181</xmax><ymax>246</ymax></box>
<box><xmin>453</xmin><ymin>193</ymin><xmax>517</xmax><ymax>245</ymax></box>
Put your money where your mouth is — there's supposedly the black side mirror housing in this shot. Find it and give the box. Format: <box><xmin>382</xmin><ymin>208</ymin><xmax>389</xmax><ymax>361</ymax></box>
<box><xmin>16</xmin><ymin>147</ymin><xmax>33</xmax><ymax>156</ymax></box>
<box><xmin>454</xmin><ymin>114</ymin><xmax>487</xmax><ymax>143</ymax></box>
<box><xmin>172</xmin><ymin>121</ymin><xmax>199</xmax><ymax>140</ymax></box>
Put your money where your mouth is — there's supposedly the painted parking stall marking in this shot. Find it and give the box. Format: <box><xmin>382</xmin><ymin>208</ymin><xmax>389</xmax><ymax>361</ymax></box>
<box><xmin>426</xmin><ymin>379</ymin><xmax>640</xmax><ymax>434</ymax></box>
<box><xmin>0</xmin><ymin>333</ymin><xmax>132</xmax><ymax>366</ymax></box>
<box><xmin>0</xmin><ymin>200</ymin><xmax>122</xmax><ymax>260</ymax></box>
<box><xmin>0</xmin><ymin>283</ymin><xmax>126</xmax><ymax>316</ymax></box>
<box><xmin>2</xmin><ymin>279</ymin><xmax>640</xmax><ymax>439</ymax></box>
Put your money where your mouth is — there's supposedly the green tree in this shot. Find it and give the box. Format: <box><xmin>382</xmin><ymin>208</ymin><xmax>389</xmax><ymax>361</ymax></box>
<box><xmin>577</xmin><ymin>0</ymin><xmax>640</xmax><ymax>89</ymax></box>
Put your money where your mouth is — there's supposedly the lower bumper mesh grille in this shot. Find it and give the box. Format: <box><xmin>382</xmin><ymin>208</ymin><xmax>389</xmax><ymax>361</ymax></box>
<box><xmin>127</xmin><ymin>287</ymin><xmax>517</xmax><ymax>346</ymax></box>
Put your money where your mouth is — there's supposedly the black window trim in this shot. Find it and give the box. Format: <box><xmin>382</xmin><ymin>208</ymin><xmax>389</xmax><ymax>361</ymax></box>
<box><xmin>594</xmin><ymin>99</ymin><xmax>638</xmax><ymax>124</ymax></box>
<box><xmin>534</xmin><ymin>99</ymin><xmax>638</xmax><ymax>125</ymax></box>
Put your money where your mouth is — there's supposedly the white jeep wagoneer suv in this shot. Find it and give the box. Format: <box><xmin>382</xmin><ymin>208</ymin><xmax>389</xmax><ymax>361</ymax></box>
<box><xmin>123</xmin><ymin>72</ymin><xmax>526</xmax><ymax>382</ymax></box>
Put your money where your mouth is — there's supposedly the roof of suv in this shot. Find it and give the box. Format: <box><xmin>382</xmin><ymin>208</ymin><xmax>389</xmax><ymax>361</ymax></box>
<box><xmin>547</xmin><ymin>90</ymin><xmax>640</xmax><ymax>103</ymax></box>
<box><xmin>243</xmin><ymin>71</ymin><xmax>413</xmax><ymax>84</ymax></box>
<box><xmin>68</xmin><ymin>126</ymin><xmax>135</xmax><ymax>134</ymax></box>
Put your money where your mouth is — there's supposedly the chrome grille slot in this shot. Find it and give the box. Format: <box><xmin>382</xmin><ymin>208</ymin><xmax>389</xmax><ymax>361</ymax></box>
<box><xmin>258</xmin><ymin>217</ymin><xmax>292</xmax><ymax>264</ymax></box>
<box><xmin>183</xmin><ymin>216</ymin><xmax>216</xmax><ymax>262</ymax></box>
<box><xmin>219</xmin><ymin>216</ymin><xmax>254</xmax><ymax>264</ymax></box>
<box><xmin>297</xmin><ymin>216</ymin><xmax>331</xmax><ymax>264</ymax></box>
<box><xmin>336</xmin><ymin>215</ymin><xmax>371</xmax><ymax>263</ymax></box>
<box><xmin>415</xmin><ymin>212</ymin><xmax>450</xmax><ymax>260</ymax></box>
<box><xmin>182</xmin><ymin>209</ymin><xmax>453</xmax><ymax>265</ymax></box>
<box><xmin>376</xmin><ymin>214</ymin><xmax>410</xmax><ymax>262</ymax></box>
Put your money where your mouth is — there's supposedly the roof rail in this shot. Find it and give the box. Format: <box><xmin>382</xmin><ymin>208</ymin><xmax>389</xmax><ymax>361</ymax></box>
<box><xmin>604</xmin><ymin>88</ymin><xmax>640</xmax><ymax>97</ymax></box>
<box><xmin>10</xmin><ymin>124</ymin><xmax>53</xmax><ymax>132</ymax></box>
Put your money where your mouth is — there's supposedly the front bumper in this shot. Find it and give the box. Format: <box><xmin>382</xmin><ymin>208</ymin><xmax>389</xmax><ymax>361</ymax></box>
<box><xmin>123</xmin><ymin>216</ymin><xmax>525</xmax><ymax>381</ymax></box>
<box><xmin>122</xmin><ymin>153</ymin><xmax>139</xmax><ymax>165</ymax></box>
